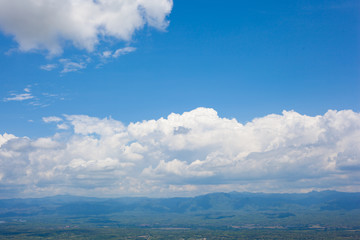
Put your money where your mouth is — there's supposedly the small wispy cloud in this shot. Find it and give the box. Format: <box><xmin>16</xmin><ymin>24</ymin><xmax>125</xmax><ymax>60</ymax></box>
<box><xmin>57</xmin><ymin>123</ymin><xmax>69</xmax><ymax>130</ymax></box>
<box><xmin>3</xmin><ymin>88</ymin><xmax>34</xmax><ymax>102</ymax></box>
<box><xmin>40</xmin><ymin>64</ymin><xmax>57</xmax><ymax>71</ymax></box>
<box><xmin>4</xmin><ymin>48</ymin><xmax>18</xmax><ymax>56</ymax></box>
<box><xmin>3</xmin><ymin>85</ymin><xmax>65</xmax><ymax>108</ymax></box>
<box><xmin>96</xmin><ymin>47</ymin><xmax>136</xmax><ymax>68</ymax></box>
<box><xmin>42</xmin><ymin>116</ymin><xmax>63</xmax><ymax>123</ymax></box>
<box><xmin>102</xmin><ymin>47</ymin><xmax>136</xmax><ymax>59</ymax></box>
<box><xmin>59</xmin><ymin>58</ymin><xmax>88</xmax><ymax>73</ymax></box>
<box><xmin>102</xmin><ymin>51</ymin><xmax>113</xmax><ymax>58</ymax></box>
<box><xmin>113</xmin><ymin>47</ymin><xmax>136</xmax><ymax>58</ymax></box>
<box><xmin>43</xmin><ymin>116</ymin><xmax>69</xmax><ymax>130</ymax></box>
<box><xmin>39</xmin><ymin>47</ymin><xmax>136</xmax><ymax>73</ymax></box>
<box><xmin>42</xmin><ymin>93</ymin><xmax>58</xmax><ymax>97</ymax></box>
<box><xmin>4</xmin><ymin>93</ymin><xmax>33</xmax><ymax>101</ymax></box>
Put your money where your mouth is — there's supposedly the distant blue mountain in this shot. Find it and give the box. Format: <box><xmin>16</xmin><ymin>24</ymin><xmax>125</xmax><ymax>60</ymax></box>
<box><xmin>1</xmin><ymin>191</ymin><xmax>359</xmax><ymax>217</ymax></box>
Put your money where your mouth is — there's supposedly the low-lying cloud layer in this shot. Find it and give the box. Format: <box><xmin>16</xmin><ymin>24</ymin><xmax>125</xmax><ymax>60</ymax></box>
<box><xmin>1</xmin><ymin>108</ymin><xmax>359</xmax><ymax>198</ymax></box>
<box><xmin>0</xmin><ymin>0</ymin><xmax>173</xmax><ymax>55</ymax></box>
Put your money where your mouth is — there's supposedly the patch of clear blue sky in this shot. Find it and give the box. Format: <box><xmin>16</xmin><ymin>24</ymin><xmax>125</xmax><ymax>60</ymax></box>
<box><xmin>0</xmin><ymin>0</ymin><xmax>359</xmax><ymax>137</ymax></box>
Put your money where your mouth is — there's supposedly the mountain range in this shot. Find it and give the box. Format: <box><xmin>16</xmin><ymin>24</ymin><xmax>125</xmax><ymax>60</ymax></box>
<box><xmin>1</xmin><ymin>191</ymin><xmax>360</xmax><ymax>217</ymax></box>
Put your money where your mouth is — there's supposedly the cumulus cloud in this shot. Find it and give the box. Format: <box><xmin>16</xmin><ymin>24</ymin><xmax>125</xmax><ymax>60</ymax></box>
<box><xmin>0</xmin><ymin>0</ymin><xmax>173</xmax><ymax>55</ymax></box>
<box><xmin>0</xmin><ymin>133</ymin><xmax>16</xmax><ymax>147</ymax></box>
<box><xmin>0</xmin><ymin>108</ymin><xmax>360</xmax><ymax>198</ymax></box>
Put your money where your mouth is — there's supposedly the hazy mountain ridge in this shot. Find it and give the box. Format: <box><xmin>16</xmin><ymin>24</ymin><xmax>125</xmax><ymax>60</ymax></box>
<box><xmin>1</xmin><ymin>191</ymin><xmax>360</xmax><ymax>217</ymax></box>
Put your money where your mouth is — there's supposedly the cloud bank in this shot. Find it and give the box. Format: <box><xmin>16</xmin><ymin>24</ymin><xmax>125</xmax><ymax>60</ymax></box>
<box><xmin>0</xmin><ymin>0</ymin><xmax>173</xmax><ymax>55</ymax></box>
<box><xmin>0</xmin><ymin>108</ymin><xmax>359</xmax><ymax>198</ymax></box>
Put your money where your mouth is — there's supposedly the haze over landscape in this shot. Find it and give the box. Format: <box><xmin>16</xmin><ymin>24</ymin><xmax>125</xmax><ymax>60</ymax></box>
<box><xmin>0</xmin><ymin>0</ymin><xmax>359</xmax><ymax>200</ymax></box>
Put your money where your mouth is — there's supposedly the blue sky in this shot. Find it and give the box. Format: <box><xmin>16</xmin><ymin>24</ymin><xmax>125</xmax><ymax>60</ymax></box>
<box><xmin>0</xmin><ymin>0</ymin><xmax>359</xmax><ymax>197</ymax></box>
<box><xmin>1</xmin><ymin>0</ymin><xmax>358</xmax><ymax>137</ymax></box>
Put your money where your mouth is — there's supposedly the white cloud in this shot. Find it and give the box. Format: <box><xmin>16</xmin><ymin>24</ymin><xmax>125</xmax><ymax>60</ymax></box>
<box><xmin>113</xmin><ymin>47</ymin><xmax>136</xmax><ymax>58</ymax></box>
<box><xmin>0</xmin><ymin>108</ymin><xmax>359</xmax><ymax>198</ymax></box>
<box><xmin>4</xmin><ymin>86</ymin><xmax>64</xmax><ymax>107</ymax></box>
<box><xmin>102</xmin><ymin>47</ymin><xmax>136</xmax><ymax>58</ymax></box>
<box><xmin>0</xmin><ymin>133</ymin><xmax>16</xmax><ymax>147</ymax></box>
<box><xmin>3</xmin><ymin>93</ymin><xmax>34</xmax><ymax>102</ymax></box>
<box><xmin>57</xmin><ymin>123</ymin><xmax>69</xmax><ymax>130</ymax></box>
<box><xmin>96</xmin><ymin>46</ymin><xmax>136</xmax><ymax>69</ymax></box>
<box><xmin>102</xmin><ymin>51</ymin><xmax>113</xmax><ymax>58</ymax></box>
<box><xmin>42</xmin><ymin>116</ymin><xmax>63</xmax><ymax>123</ymax></box>
<box><xmin>3</xmin><ymin>87</ymin><xmax>35</xmax><ymax>102</ymax></box>
<box><xmin>0</xmin><ymin>0</ymin><xmax>173</xmax><ymax>55</ymax></box>
<box><xmin>59</xmin><ymin>58</ymin><xmax>87</xmax><ymax>73</ymax></box>
<box><xmin>40</xmin><ymin>64</ymin><xmax>57</xmax><ymax>71</ymax></box>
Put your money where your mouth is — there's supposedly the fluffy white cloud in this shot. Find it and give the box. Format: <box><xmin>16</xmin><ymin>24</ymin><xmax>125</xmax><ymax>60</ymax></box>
<box><xmin>0</xmin><ymin>133</ymin><xmax>16</xmax><ymax>147</ymax></box>
<box><xmin>0</xmin><ymin>108</ymin><xmax>359</xmax><ymax>198</ymax></box>
<box><xmin>0</xmin><ymin>0</ymin><xmax>173</xmax><ymax>55</ymax></box>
